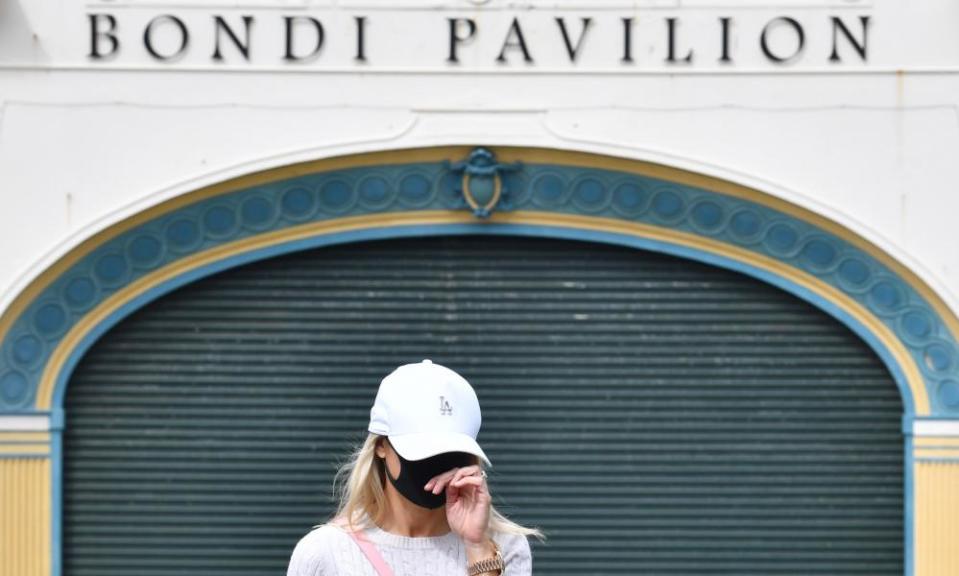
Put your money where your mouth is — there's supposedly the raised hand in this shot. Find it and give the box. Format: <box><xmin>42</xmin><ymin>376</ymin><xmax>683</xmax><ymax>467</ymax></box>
<box><xmin>423</xmin><ymin>464</ymin><xmax>491</xmax><ymax>545</ymax></box>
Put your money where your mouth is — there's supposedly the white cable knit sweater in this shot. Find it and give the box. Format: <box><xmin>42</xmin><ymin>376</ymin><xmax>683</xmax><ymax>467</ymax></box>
<box><xmin>286</xmin><ymin>520</ymin><xmax>533</xmax><ymax>576</ymax></box>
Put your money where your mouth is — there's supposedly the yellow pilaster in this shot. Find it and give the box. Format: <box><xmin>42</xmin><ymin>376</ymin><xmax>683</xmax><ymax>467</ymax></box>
<box><xmin>914</xmin><ymin>438</ymin><xmax>959</xmax><ymax>576</ymax></box>
<box><xmin>0</xmin><ymin>457</ymin><xmax>51</xmax><ymax>576</ymax></box>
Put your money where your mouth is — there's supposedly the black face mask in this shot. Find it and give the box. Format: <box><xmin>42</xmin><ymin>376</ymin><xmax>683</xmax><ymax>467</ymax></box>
<box><xmin>383</xmin><ymin>444</ymin><xmax>475</xmax><ymax>509</ymax></box>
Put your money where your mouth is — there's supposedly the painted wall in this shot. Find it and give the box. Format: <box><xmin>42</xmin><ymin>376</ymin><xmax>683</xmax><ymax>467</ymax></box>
<box><xmin>0</xmin><ymin>0</ymin><xmax>957</xmax><ymax>329</ymax></box>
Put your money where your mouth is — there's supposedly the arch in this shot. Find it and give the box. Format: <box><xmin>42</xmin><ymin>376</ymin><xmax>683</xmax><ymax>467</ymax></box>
<box><xmin>0</xmin><ymin>146</ymin><xmax>956</xmax><ymax>421</ymax></box>
<box><xmin>3</xmin><ymin>144</ymin><xmax>959</xmax><ymax>576</ymax></box>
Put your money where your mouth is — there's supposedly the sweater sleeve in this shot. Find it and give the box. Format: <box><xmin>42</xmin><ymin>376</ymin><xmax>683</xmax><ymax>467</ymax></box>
<box><xmin>495</xmin><ymin>532</ymin><xmax>533</xmax><ymax>576</ymax></box>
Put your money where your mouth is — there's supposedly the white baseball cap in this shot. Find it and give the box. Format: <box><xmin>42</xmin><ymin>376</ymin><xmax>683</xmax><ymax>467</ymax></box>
<box><xmin>368</xmin><ymin>359</ymin><xmax>493</xmax><ymax>468</ymax></box>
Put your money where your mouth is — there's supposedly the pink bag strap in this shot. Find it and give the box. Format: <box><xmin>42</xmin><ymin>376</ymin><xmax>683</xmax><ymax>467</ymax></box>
<box><xmin>347</xmin><ymin>529</ymin><xmax>395</xmax><ymax>576</ymax></box>
<box><xmin>334</xmin><ymin>518</ymin><xmax>395</xmax><ymax>576</ymax></box>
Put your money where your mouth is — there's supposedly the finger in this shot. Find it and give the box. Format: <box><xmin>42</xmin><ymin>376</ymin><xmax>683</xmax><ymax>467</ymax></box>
<box><xmin>426</xmin><ymin>466</ymin><xmax>463</xmax><ymax>494</ymax></box>
<box><xmin>446</xmin><ymin>478</ymin><xmax>459</xmax><ymax>502</ymax></box>
<box><xmin>435</xmin><ymin>464</ymin><xmax>483</xmax><ymax>494</ymax></box>
<box><xmin>451</xmin><ymin>476</ymin><xmax>483</xmax><ymax>489</ymax></box>
<box><xmin>453</xmin><ymin>464</ymin><xmax>480</xmax><ymax>480</ymax></box>
<box><xmin>448</xmin><ymin>465</ymin><xmax>481</xmax><ymax>487</ymax></box>
<box><xmin>447</xmin><ymin>476</ymin><xmax>484</xmax><ymax>506</ymax></box>
<box><xmin>426</xmin><ymin>464</ymin><xmax>482</xmax><ymax>493</ymax></box>
<box><xmin>424</xmin><ymin>468</ymin><xmax>453</xmax><ymax>491</ymax></box>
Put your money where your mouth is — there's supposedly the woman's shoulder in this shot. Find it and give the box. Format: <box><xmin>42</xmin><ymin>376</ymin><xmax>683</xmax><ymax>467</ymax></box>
<box><xmin>287</xmin><ymin>523</ymin><xmax>353</xmax><ymax>576</ymax></box>
<box><xmin>293</xmin><ymin>522</ymin><xmax>354</xmax><ymax>551</ymax></box>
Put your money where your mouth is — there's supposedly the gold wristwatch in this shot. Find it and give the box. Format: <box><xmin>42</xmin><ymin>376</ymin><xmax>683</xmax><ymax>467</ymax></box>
<box><xmin>466</xmin><ymin>538</ymin><xmax>504</xmax><ymax>575</ymax></box>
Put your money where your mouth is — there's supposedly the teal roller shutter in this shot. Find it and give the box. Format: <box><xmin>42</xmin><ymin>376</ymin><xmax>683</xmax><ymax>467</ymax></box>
<box><xmin>64</xmin><ymin>235</ymin><xmax>903</xmax><ymax>575</ymax></box>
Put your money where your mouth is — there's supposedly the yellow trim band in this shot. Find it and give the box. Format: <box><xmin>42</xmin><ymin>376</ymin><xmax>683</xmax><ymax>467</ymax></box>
<box><xmin>914</xmin><ymin>437</ymin><xmax>959</xmax><ymax>447</ymax></box>
<box><xmin>34</xmin><ymin>209</ymin><xmax>929</xmax><ymax>414</ymax></box>
<box><xmin>0</xmin><ymin>444</ymin><xmax>50</xmax><ymax>455</ymax></box>
<box><xmin>0</xmin><ymin>433</ymin><xmax>50</xmax><ymax>442</ymax></box>
<box><xmin>915</xmin><ymin>450</ymin><xmax>959</xmax><ymax>459</ymax></box>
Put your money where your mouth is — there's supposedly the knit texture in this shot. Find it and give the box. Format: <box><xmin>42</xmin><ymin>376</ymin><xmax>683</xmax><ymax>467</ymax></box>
<box><xmin>286</xmin><ymin>520</ymin><xmax>533</xmax><ymax>576</ymax></box>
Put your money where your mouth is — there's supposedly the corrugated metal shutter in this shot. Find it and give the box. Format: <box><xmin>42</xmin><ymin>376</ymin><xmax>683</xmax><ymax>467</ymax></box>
<box><xmin>64</xmin><ymin>235</ymin><xmax>903</xmax><ymax>575</ymax></box>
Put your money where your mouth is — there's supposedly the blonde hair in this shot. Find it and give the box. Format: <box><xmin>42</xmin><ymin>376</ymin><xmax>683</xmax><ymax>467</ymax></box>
<box><xmin>316</xmin><ymin>432</ymin><xmax>546</xmax><ymax>542</ymax></box>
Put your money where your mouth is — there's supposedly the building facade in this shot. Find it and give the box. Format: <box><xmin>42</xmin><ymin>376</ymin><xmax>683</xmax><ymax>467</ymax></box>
<box><xmin>1</xmin><ymin>1</ymin><xmax>957</xmax><ymax>575</ymax></box>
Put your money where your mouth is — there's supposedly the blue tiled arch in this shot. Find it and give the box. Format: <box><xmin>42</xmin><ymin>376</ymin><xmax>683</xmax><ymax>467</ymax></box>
<box><xmin>0</xmin><ymin>148</ymin><xmax>957</xmax><ymax>416</ymax></box>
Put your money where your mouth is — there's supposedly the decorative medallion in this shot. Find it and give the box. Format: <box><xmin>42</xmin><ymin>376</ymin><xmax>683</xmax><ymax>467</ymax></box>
<box><xmin>447</xmin><ymin>148</ymin><xmax>522</xmax><ymax>218</ymax></box>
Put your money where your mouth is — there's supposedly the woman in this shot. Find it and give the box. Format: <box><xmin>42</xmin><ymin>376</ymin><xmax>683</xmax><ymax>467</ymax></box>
<box><xmin>287</xmin><ymin>359</ymin><xmax>544</xmax><ymax>575</ymax></box>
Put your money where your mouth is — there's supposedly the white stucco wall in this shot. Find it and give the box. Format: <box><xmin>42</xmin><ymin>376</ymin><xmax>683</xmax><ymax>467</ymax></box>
<box><xmin>1</xmin><ymin>0</ymin><xmax>958</xmax><ymax>320</ymax></box>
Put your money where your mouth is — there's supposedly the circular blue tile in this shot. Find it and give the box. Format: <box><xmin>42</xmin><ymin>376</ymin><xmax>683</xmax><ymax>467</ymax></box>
<box><xmin>690</xmin><ymin>201</ymin><xmax>724</xmax><ymax>231</ymax></box>
<box><xmin>924</xmin><ymin>343</ymin><xmax>954</xmax><ymax>373</ymax></box>
<box><xmin>869</xmin><ymin>281</ymin><xmax>903</xmax><ymax>312</ymax></box>
<box><xmin>241</xmin><ymin>198</ymin><xmax>274</xmax><ymax>228</ymax></box>
<box><xmin>0</xmin><ymin>371</ymin><xmax>28</xmax><ymax>405</ymax></box>
<box><xmin>901</xmin><ymin>311</ymin><xmax>933</xmax><ymax>341</ymax></box>
<box><xmin>651</xmin><ymin>190</ymin><xmax>684</xmax><ymax>220</ymax></box>
<box><xmin>765</xmin><ymin>223</ymin><xmax>799</xmax><ymax>254</ymax></box>
<box><xmin>532</xmin><ymin>174</ymin><xmax>566</xmax><ymax>207</ymax></box>
<box><xmin>359</xmin><ymin>176</ymin><xmax>392</xmax><ymax>209</ymax></box>
<box><xmin>800</xmin><ymin>238</ymin><xmax>838</xmax><ymax>271</ymax></box>
<box><xmin>12</xmin><ymin>335</ymin><xmax>41</xmax><ymax>366</ymax></box>
<box><xmin>938</xmin><ymin>380</ymin><xmax>959</xmax><ymax>410</ymax></box>
<box><xmin>500</xmin><ymin>172</ymin><xmax>529</xmax><ymax>209</ymax></box>
<box><xmin>398</xmin><ymin>174</ymin><xmax>433</xmax><ymax>207</ymax></box>
<box><xmin>281</xmin><ymin>187</ymin><xmax>316</xmax><ymax>219</ymax></box>
<box><xmin>611</xmin><ymin>182</ymin><xmax>649</xmax><ymax>216</ymax></box>
<box><xmin>128</xmin><ymin>235</ymin><xmax>163</xmax><ymax>267</ymax></box>
<box><xmin>729</xmin><ymin>210</ymin><xmax>762</xmax><ymax>240</ymax></box>
<box><xmin>838</xmin><ymin>259</ymin><xmax>870</xmax><ymax>287</ymax></box>
<box><xmin>203</xmin><ymin>206</ymin><xmax>237</xmax><ymax>236</ymax></box>
<box><xmin>320</xmin><ymin>180</ymin><xmax>355</xmax><ymax>212</ymax></box>
<box><xmin>34</xmin><ymin>303</ymin><xmax>66</xmax><ymax>336</ymax></box>
<box><xmin>166</xmin><ymin>219</ymin><xmax>200</xmax><ymax>248</ymax></box>
<box><xmin>571</xmin><ymin>178</ymin><xmax>607</xmax><ymax>211</ymax></box>
<box><xmin>64</xmin><ymin>277</ymin><xmax>97</xmax><ymax>308</ymax></box>
<box><xmin>94</xmin><ymin>254</ymin><xmax>128</xmax><ymax>285</ymax></box>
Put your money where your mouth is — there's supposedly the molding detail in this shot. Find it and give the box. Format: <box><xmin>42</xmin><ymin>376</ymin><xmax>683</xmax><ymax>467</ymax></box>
<box><xmin>914</xmin><ymin>436</ymin><xmax>959</xmax><ymax>463</ymax></box>
<box><xmin>913</xmin><ymin>420</ymin><xmax>959</xmax><ymax>437</ymax></box>
<box><xmin>0</xmin><ymin>146</ymin><xmax>955</xmax><ymax>416</ymax></box>
<box><xmin>0</xmin><ymin>415</ymin><xmax>51</xmax><ymax>432</ymax></box>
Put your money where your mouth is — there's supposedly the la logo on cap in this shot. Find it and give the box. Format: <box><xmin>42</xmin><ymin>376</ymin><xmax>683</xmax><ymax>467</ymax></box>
<box><xmin>439</xmin><ymin>395</ymin><xmax>453</xmax><ymax>416</ymax></box>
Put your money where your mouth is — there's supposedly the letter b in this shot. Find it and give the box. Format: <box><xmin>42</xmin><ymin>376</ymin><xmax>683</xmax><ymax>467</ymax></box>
<box><xmin>88</xmin><ymin>13</ymin><xmax>119</xmax><ymax>59</ymax></box>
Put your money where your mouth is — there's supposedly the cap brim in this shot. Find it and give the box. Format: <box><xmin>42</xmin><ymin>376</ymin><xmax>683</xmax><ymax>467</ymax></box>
<box><xmin>388</xmin><ymin>432</ymin><xmax>493</xmax><ymax>468</ymax></box>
